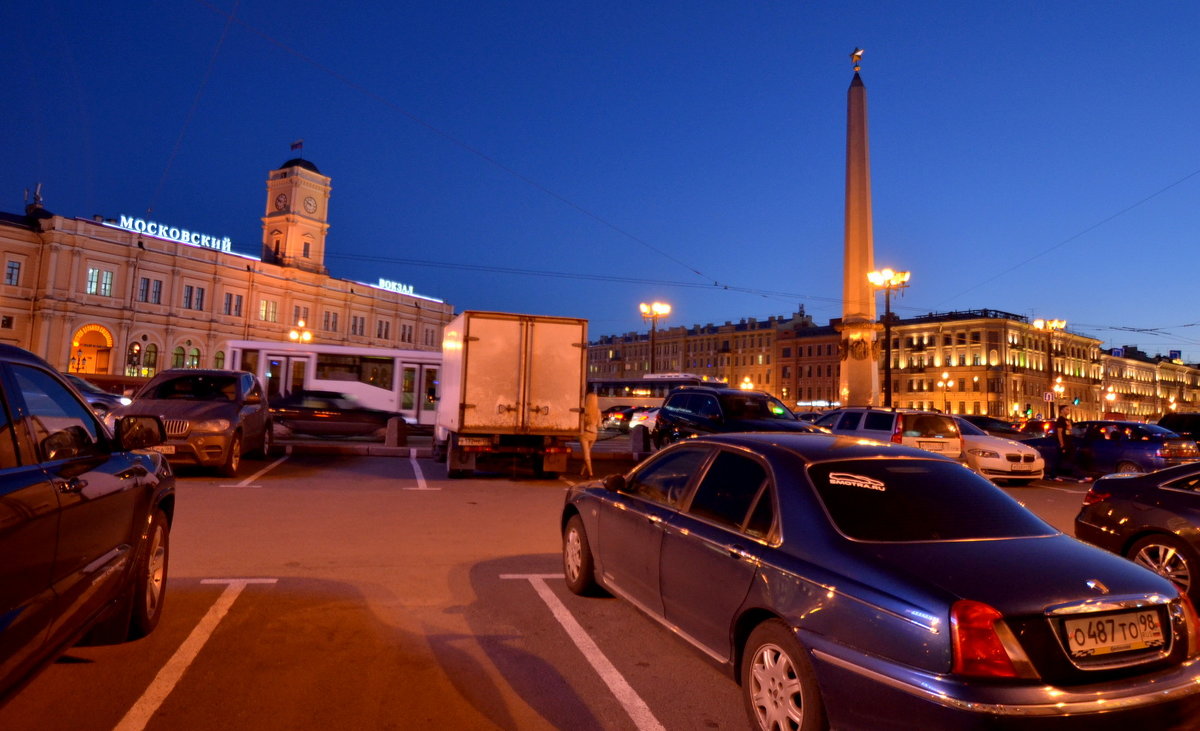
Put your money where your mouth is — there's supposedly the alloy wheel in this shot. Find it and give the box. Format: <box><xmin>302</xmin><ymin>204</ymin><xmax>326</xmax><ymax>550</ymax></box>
<box><xmin>1134</xmin><ymin>543</ymin><xmax>1191</xmax><ymax>591</ymax></box>
<box><xmin>749</xmin><ymin>642</ymin><xmax>804</xmax><ymax>730</ymax></box>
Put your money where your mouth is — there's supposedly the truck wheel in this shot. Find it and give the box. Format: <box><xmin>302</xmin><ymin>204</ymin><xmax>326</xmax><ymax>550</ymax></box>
<box><xmin>446</xmin><ymin>438</ymin><xmax>469</xmax><ymax>478</ymax></box>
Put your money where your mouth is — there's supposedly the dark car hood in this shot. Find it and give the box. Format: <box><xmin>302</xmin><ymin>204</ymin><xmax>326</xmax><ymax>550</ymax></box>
<box><xmin>726</xmin><ymin>418</ymin><xmax>815</xmax><ymax>432</ymax></box>
<box><xmin>855</xmin><ymin>534</ymin><xmax>1177</xmax><ymax>615</ymax></box>
<box><xmin>116</xmin><ymin>398</ymin><xmax>241</xmax><ymax>421</ymax></box>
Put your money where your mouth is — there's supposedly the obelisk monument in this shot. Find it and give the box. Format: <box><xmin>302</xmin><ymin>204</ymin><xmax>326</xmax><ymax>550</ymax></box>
<box><xmin>837</xmin><ymin>48</ymin><xmax>880</xmax><ymax>407</ymax></box>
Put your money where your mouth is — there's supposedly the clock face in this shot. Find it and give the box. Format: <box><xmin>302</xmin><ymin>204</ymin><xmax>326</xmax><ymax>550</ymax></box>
<box><xmin>274</xmin><ymin>193</ymin><xmax>288</xmax><ymax>211</ymax></box>
<box><xmin>304</xmin><ymin>196</ymin><xmax>317</xmax><ymax>214</ymax></box>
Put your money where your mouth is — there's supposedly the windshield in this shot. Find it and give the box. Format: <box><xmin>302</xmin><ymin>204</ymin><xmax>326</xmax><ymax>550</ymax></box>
<box><xmin>955</xmin><ymin>418</ymin><xmax>986</xmax><ymax>436</ymax></box>
<box><xmin>808</xmin><ymin>459</ymin><xmax>1053</xmax><ymax>541</ymax></box>
<box><xmin>142</xmin><ymin>375</ymin><xmax>239</xmax><ymax>402</ymax></box>
<box><xmin>719</xmin><ymin>393</ymin><xmax>795</xmax><ymax>421</ymax></box>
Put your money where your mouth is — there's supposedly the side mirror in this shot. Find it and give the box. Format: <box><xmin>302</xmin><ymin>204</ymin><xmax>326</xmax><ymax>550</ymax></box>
<box><xmin>602</xmin><ymin>474</ymin><xmax>626</xmax><ymax>493</ymax></box>
<box><xmin>117</xmin><ymin>415</ymin><xmax>166</xmax><ymax>450</ymax></box>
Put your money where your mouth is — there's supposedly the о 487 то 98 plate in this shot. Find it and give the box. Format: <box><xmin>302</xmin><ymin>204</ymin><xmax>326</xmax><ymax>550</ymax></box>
<box><xmin>1064</xmin><ymin>609</ymin><xmax>1165</xmax><ymax>657</ymax></box>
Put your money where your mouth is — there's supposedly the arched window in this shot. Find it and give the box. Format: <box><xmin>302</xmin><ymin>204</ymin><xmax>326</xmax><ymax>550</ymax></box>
<box><xmin>214</xmin><ymin>350</ymin><xmax>226</xmax><ymax>369</ymax></box>
<box><xmin>186</xmin><ymin>348</ymin><xmax>201</xmax><ymax>368</ymax></box>
<box><xmin>172</xmin><ymin>347</ymin><xmax>185</xmax><ymax>368</ymax></box>
<box><xmin>144</xmin><ymin>344</ymin><xmax>159</xmax><ymax>376</ymax></box>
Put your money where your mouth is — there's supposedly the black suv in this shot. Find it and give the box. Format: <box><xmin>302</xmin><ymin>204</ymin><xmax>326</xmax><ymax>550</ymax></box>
<box><xmin>0</xmin><ymin>344</ymin><xmax>174</xmax><ymax>700</ymax></box>
<box><xmin>650</xmin><ymin>385</ymin><xmax>824</xmax><ymax>446</ymax></box>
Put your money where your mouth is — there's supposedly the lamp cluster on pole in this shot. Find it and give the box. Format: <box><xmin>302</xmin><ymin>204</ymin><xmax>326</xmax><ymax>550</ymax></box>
<box><xmin>289</xmin><ymin>319</ymin><xmax>313</xmax><ymax>343</ymax></box>
<box><xmin>867</xmin><ymin>268</ymin><xmax>910</xmax><ymax>407</ymax></box>
<box><xmin>639</xmin><ymin>301</ymin><xmax>671</xmax><ymax>374</ymax></box>
<box><xmin>1034</xmin><ymin>318</ymin><xmax>1066</xmax><ymax>418</ymax></box>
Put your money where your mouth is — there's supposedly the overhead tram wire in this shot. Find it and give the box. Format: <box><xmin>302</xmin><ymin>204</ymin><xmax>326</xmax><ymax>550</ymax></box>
<box><xmin>327</xmin><ymin>252</ymin><xmax>848</xmax><ymax>307</ymax></box>
<box><xmin>193</xmin><ymin>0</ymin><xmax>720</xmax><ymax>289</ymax></box>
<box><xmin>147</xmin><ymin>0</ymin><xmax>242</xmax><ymax>217</ymax></box>
<box><xmin>935</xmin><ymin>165</ymin><xmax>1200</xmax><ymax>308</ymax></box>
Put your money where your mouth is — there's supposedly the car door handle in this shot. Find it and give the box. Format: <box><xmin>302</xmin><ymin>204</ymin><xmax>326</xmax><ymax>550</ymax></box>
<box><xmin>727</xmin><ymin>545</ymin><xmax>752</xmax><ymax>561</ymax></box>
<box><xmin>54</xmin><ymin>477</ymin><xmax>88</xmax><ymax>494</ymax></box>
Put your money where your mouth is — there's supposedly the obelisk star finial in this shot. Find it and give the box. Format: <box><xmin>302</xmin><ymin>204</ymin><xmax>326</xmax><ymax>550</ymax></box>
<box><xmin>850</xmin><ymin>48</ymin><xmax>864</xmax><ymax>72</ymax></box>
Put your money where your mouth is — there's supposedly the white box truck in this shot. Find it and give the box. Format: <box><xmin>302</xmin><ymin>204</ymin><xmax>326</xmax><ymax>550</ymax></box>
<box><xmin>434</xmin><ymin>311</ymin><xmax>587</xmax><ymax>478</ymax></box>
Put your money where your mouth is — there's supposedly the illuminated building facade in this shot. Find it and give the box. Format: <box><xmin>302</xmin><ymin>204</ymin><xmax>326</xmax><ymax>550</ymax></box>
<box><xmin>590</xmin><ymin>308</ymin><xmax>1200</xmax><ymax>421</ymax></box>
<box><xmin>0</xmin><ymin>158</ymin><xmax>453</xmax><ymax>383</ymax></box>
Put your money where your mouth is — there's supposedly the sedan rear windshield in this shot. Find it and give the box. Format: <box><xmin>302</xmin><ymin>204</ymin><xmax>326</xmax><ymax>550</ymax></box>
<box><xmin>807</xmin><ymin>460</ymin><xmax>1053</xmax><ymax>542</ymax></box>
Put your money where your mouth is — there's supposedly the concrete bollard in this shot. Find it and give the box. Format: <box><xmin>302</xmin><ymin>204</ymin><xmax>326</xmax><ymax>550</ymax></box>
<box><xmin>386</xmin><ymin>417</ymin><xmax>408</xmax><ymax>447</ymax></box>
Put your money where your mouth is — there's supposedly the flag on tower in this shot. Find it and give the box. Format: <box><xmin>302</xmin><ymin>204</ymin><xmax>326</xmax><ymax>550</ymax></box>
<box><xmin>290</xmin><ymin>139</ymin><xmax>304</xmax><ymax>151</ymax></box>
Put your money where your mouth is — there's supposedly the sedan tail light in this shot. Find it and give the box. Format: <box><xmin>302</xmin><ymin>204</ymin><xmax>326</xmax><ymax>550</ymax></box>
<box><xmin>951</xmin><ymin>600</ymin><xmax>1022</xmax><ymax>678</ymax></box>
<box><xmin>1080</xmin><ymin>487</ymin><xmax>1111</xmax><ymax>506</ymax></box>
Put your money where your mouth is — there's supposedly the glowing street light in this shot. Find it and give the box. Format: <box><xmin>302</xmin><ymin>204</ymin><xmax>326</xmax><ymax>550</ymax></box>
<box><xmin>639</xmin><ymin>301</ymin><xmax>671</xmax><ymax>374</ymax></box>
<box><xmin>740</xmin><ymin>375</ymin><xmax>754</xmax><ymax>390</ymax></box>
<box><xmin>867</xmin><ymin>268</ymin><xmax>910</xmax><ymax>407</ymax></box>
<box><xmin>289</xmin><ymin>319</ymin><xmax>313</xmax><ymax>344</ymax></box>
<box><xmin>937</xmin><ymin>371</ymin><xmax>955</xmax><ymax>413</ymax></box>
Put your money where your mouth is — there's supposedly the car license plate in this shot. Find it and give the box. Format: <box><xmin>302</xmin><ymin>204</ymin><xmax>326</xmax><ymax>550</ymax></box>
<box><xmin>1063</xmin><ymin>610</ymin><xmax>1165</xmax><ymax>657</ymax></box>
<box><xmin>149</xmin><ymin>445</ymin><xmax>175</xmax><ymax>454</ymax></box>
<box><xmin>457</xmin><ymin>436</ymin><xmax>491</xmax><ymax>447</ymax></box>
<box><xmin>1011</xmin><ymin>464</ymin><xmax>1031</xmax><ymax>472</ymax></box>
<box><xmin>917</xmin><ymin>441</ymin><xmax>944</xmax><ymax>452</ymax></box>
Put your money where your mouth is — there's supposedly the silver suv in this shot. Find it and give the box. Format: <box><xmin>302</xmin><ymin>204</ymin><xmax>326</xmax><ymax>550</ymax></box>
<box><xmin>814</xmin><ymin>407</ymin><xmax>963</xmax><ymax>458</ymax></box>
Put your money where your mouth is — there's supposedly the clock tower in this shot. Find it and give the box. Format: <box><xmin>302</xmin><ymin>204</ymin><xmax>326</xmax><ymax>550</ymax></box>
<box><xmin>262</xmin><ymin>157</ymin><xmax>331</xmax><ymax>274</ymax></box>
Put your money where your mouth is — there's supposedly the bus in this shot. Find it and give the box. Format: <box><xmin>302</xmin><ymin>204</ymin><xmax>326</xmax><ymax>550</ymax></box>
<box><xmin>588</xmin><ymin>373</ymin><xmax>725</xmax><ymax>411</ymax></box>
<box><xmin>227</xmin><ymin>340</ymin><xmax>442</xmax><ymax>425</ymax></box>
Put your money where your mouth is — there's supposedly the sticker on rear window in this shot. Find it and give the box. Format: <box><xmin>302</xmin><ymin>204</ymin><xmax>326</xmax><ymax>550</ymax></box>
<box><xmin>828</xmin><ymin>472</ymin><xmax>885</xmax><ymax>491</ymax></box>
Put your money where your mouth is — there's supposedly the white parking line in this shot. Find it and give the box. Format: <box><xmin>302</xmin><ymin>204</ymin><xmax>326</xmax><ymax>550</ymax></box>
<box><xmin>501</xmin><ymin>573</ymin><xmax>665</xmax><ymax>731</ymax></box>
<box><xmin>220</xmin><ymin>454</ymin><xmax>289</xmax><ymax>488</ymax></box>
<box><xmin>403</xmin><ymin>456</ymin><xmax>439</xmax><ymax>490</ymax></box>
<box><xmin>115</xmin><ymin>578</ymin><xmax>278</xmax><ymax>731</ymax></box>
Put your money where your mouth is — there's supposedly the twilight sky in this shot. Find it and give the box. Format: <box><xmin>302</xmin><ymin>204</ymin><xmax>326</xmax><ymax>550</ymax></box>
<box><xmin>3</xmin><ymin>2</ymin><xmax>1198</xmax><ymax>358</ymax></box>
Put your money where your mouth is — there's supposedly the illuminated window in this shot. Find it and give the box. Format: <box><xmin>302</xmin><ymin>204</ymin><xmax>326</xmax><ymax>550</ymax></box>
<box><xmin>259</xmin><ymin>299</ymin><xmax>279</xmax><ymax>322</ymax></box>
<box><xmin>214</xmin><ymin>350</ymin><xmax>225</xmax><ymax>369</ymax></box>
<box><xmin>85</xmin><ymin>267</ymin><xmax>113</xmax><ymax>296</ymax></box>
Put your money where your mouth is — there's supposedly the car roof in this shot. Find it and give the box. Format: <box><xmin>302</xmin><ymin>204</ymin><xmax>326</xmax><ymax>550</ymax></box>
<box><xmin>0</xmin><ymin>343</ymin><xmax>57</xmax><ymax>370</ymax></box>
<box><xmin>154</xmin><ymin>368</ymin><xmax>252</xmax><ymax>378</ymax></box>
<box><xmin>660</xmin><ymin>431</ymin><xmax>959</xmax><ymax>464</ymax></box>
<box><xmin>670</xmin><ymin>385</ymin><xmax>772</xmax><ymax>397</ymax></box>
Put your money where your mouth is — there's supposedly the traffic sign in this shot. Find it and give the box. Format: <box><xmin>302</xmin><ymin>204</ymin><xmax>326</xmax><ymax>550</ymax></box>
<box><xmin>1043</xmin><ymin>391</ymin><xmax>1054</xmax><ymax>402</ymax></box>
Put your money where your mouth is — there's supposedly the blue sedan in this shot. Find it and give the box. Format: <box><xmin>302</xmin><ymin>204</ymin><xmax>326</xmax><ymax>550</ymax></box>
<box><xmin>561</xmin><ymin>433</ymin><xmax>1200</xmax><ymax>730</ymax></box>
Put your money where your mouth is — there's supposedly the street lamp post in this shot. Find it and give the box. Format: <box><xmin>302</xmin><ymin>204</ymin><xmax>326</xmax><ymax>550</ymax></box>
<box><xmin>937</xmin><ymin>371</ymin><xmax>955</xmax><ymax>413</ymax></box>
<box><xmin>1034</xmin><ymin>318</ymin><xmax>1066</xmax><ymax>418</ymax></box>
<box><xmin>639</xmin><ymin>301</ymin><xmax>671</xmax><ymax>375</ymax></box>
<box><xmin>867</xmin><ymin>268</ymin><xmax>910</xmax><ymax>408</ymax></box>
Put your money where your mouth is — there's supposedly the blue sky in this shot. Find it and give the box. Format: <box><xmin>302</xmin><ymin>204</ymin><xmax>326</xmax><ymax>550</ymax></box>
<box><xmin>3</xmin><ymin>2</ymin><xmax>1198</xmax><ymax>357</ymax></box>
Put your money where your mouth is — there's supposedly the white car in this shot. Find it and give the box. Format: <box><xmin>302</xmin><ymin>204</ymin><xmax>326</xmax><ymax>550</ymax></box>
<box><xmin>954</xmin><ymin>416</ymin><xmax>1044</xmax><ymax>484</ymax></box>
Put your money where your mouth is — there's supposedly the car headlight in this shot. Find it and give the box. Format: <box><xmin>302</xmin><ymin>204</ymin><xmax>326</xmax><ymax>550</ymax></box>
<box><xmin>968</xmin><ymin>448</ymin><xmax>1000</xmax><ymax>459</ymax></box>
<box><xmin>191</xmin><ymin>419</ymin><xmax>232</xmax><ymax>434</ymax></box>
